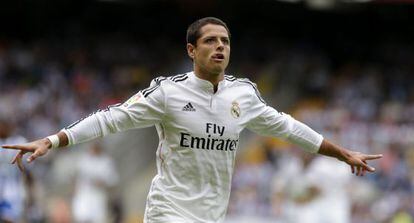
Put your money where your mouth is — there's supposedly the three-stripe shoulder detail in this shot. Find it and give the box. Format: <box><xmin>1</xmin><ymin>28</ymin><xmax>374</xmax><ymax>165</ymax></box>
<box><xmin>169</xmin><ymin>73</ymin><xmax>188</xmax><ymax>82</ymax></box>
<box><xmin>236</xmin><ymin>78</ymin><xmax>267</xmax><ymax>105</ymax></box>
<box><xmin>141</xmin><ymin>74</ymin><xmax>189</xmax><ymax>98</ymax></box>
<box><xmin>142</xmin><ymin>76</ymin><xmax>167</xmax><ymax>97</ymax></box>
<box><xmin>225</xmin><ymin>75</ymin><xmax>237</xmax><ymax>82</ymax></box>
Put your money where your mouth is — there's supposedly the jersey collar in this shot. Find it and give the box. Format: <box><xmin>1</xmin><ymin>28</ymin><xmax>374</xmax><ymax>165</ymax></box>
<box><xmin>188</xmin><ymin>71</ymin><xmax>227</xmax><ymax>94</ymax></box>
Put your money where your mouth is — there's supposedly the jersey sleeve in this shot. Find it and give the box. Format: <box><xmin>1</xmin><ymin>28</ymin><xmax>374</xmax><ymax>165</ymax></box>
<box><xmin>63</xmin><ymin>77</ymin><xmax>166</xmax><ymax>146</ymax></box>
<box><xmin>245</xmin><ymin>81</ymin><xmax>323</xmax><ymax>153</ymax></box>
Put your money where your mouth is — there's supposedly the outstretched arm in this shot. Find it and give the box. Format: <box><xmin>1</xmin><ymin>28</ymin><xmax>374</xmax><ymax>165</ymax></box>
<box><xmin>318</xmin><ymin>139</ymin><xmax>383</xmax><ymax>176</ymax></box>
<box><xmin>2</xmin><ymin>77</ymin><xmax>167</xmax><ymax>171</ymax></box>
<box><xmin>243</xmin><ymin>80</ymin><xmax>383</xmax><ymax>176</ymax></box>
<box><xmin>2</xmin><ymin>131</ymin><xmax>69</xmax><ymax>166</ymax></box>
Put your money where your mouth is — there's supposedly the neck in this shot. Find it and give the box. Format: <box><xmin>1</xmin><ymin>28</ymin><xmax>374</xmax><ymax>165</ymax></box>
<box><xmin>193</xmin><ymin>67</ymin><xmax>224</xmax><ymax>88</ymax></box>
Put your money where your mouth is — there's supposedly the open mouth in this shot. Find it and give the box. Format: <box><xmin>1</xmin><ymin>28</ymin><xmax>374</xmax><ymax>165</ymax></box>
<box><xmin>212</xmin><ymin>54</ymin><xmax>225</xmax><ymax>61</ymax></box>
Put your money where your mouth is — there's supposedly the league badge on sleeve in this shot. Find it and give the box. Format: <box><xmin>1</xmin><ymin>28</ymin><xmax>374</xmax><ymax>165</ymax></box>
<box><xmin>124</xmin><ymin>94</ymin><xmax>141</xmax><ymax>107</ymax></box>
<box><xmin>230</xmin><ymin>101</ymin><xmax>241</xmax><ymax>118</ymax></box>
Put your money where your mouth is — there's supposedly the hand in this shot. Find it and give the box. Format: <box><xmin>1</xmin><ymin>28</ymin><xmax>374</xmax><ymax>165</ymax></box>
<box><xmin>342</xmin><ymin>151</ymin><xmax>383</xmax><ymax>176</ymax></box>
<box><xmin>318</xmin><ymin>139</ymin><xmax>383</xmax><ymax>177</ymax></box>
<box><xmin>2</xmin><ymin>138</ymin><xmax>52</xmax><ymax>171</ymax></box>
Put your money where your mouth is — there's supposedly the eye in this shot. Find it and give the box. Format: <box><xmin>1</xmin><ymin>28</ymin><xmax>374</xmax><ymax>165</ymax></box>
<box><xmin>205</xmin><ymin>38</ymin><xmax>215</xmax><ymax>44</ymax></box>
<box><xmin>222</xmin><ymin>38</ymin><xmax>230</xmax><ymax>45</ymax></box>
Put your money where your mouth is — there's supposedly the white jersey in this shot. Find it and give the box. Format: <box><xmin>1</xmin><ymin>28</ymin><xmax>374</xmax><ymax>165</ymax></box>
<box><xmin>63</xmin><ymin>71</ymin><xmax>323</xmax><ymax>223</ymax></box>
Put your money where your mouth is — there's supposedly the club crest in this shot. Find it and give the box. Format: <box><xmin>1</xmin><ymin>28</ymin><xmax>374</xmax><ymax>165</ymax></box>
<box><xmin>231</xmin><ymin>101</ymin><xmax>241</xmax><ymax>118</ymax></box>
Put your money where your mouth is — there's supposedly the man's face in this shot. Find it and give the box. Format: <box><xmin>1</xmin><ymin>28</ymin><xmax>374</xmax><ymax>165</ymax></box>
<box><xmin>187</xmin><ymin>24</ymin><xmax>230</xmax><ymax>75</ymax></box>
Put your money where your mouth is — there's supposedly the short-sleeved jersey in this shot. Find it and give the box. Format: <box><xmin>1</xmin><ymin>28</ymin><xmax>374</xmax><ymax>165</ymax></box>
<box><xmin>63</xmin><ymin>71</ymin><xmax>323</xmax><ymax>223</ymax></box>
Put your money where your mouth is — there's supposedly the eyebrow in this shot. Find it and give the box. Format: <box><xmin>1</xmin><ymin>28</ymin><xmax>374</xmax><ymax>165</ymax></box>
<box><xmin>202</xmin><ymin>35</ymin><xmax>230</xmax><ymax>39</ymax></box>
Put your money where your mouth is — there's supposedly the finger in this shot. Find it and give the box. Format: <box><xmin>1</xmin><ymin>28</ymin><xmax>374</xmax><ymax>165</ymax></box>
<box><xmin>11</xmin><ymin>151</ymin><xmax>25</xmax><ymax>164</ymax></box>
<box><xmin>16</xmin><ymin>155</ymin><xmax>25</xmax><ymax>172</ymax></box>
<box><xmin>356</xmin><ymin>166</ymin><xmax>361</xmax><ymax>176</ymax></box>
<box><xmin>363</xmin><ymin>154</ymin><xmax>383</xmax><ymax>160</ymax></box>
<box><xmin>27</xmin><ymin>151</ymin><xmax>41</xmax><ymax>163</ymax></box>
<box><xmin>361</xmin><ymin>161</ymin><xmax>367</xmax><ymax>176</ymax></box>
<box><xmin>11</xmin><ymin>152</ymin><xmax>21</xmax><ymax>164</ymax></box>
<box><xmin>2</xmin><ymin>144</ymin><xmax>32</xmax><ymax>152</ymax></box>
<box><xmin>361</xmin><ymin>168</ymin><xmax>366</xmax><ymax>176</ymax></box>
<box><xmin>359</xmin><ymin>166</ymin><xmax>364</xmax><ymax>176</ymax></box>
<box><xmin>359</xmin><ymin>167</ymin><xmax>364</xmax><ymax>177</ymax></box>
<box><xmin>351</xmin><ymin>165</ymin><xmax>355</xmax><ymax>174</ymax></box>
<box><xmin>361</xmin><ymin>162</ymin><xmax>375</xmax><ymax>172</ymax></box>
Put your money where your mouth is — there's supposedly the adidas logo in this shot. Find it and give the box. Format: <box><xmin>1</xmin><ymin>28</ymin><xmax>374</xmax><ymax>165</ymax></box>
<box><xmin>182</xmin><ymin>102</ymin><xmax>196</xmax><ymax>112</ymax></box>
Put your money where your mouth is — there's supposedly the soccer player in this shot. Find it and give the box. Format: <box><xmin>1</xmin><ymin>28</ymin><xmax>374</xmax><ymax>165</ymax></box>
<box><xmin>1</xmin><ymin>17</ymin><xmax>382</xmax><ymax>223</ymax></box>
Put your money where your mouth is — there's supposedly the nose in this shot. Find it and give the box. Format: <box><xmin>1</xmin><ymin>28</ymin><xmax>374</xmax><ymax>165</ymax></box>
<box><xmin>217</xmin><ymin>40</ymin><xmax>224</xmax><ymax>51</ymax></box>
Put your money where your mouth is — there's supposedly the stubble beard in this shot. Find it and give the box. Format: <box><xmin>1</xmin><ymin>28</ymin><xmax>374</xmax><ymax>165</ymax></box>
<box><xmin>195</xmin><ymin>60</ymin><xmax>225</xmax><ymax>78</ymax></box>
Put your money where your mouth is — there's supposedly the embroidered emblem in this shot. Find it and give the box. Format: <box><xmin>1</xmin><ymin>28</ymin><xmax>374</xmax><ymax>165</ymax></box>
<box><xmin>231</xmin><ymin>101</ymin><xmax>241</xmax><ymax>118</ymax></box>
<box><xmin>124</xmin><ymin>94</ymin><xmax>141</xmax><ymax>107</ymax></box>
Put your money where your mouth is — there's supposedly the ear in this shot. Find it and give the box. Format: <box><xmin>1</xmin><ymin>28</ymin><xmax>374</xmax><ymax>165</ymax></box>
<box><xmin>187</xmin><ymin>43</ymin><xmax>195</xmax><ymax>60</ymax></box>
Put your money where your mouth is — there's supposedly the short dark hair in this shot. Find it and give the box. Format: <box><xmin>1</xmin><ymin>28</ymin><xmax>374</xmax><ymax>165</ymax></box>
<box><xmin>186</xmin><ymin>17</ymin><xmax>231</xmax><ymax>46</ymax></box>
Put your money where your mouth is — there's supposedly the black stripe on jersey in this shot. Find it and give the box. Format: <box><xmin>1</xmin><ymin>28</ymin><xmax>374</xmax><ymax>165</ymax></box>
<box><xmin>142</xmin><ymin>76</ymin><xmax>168</xmax><ymax>97</ymax></box>
<box><xmin>143</xmin><ymin>78</ymin><xmax>168</xmax><ymax>97</ymax></box>
<box><xmin>142</xmin><ymin>84</ymin><xmax>159</xmax><ymax>96</ymax></box>
<box><xmin>103</xmin><ymin>103</ymin><xmax>122</xmax><ymax>112</ymax></box>
<box><xmin>238</xmin><ymin>79</ymin><xmax>267</xmax><ymax>104</ymax></box>
<box><xmin>143</xmin><ymin>86</ymin><xmax>160</xmax><ymax>97</ymax></box>
<box><xmin>225</xmin><ymin>75</ymin><xmax>236</xmax><ymax>81</ymax></box>
<box><xmin>172</xmin><ymin>75</ymin><xmax>188</xmax><ymax>82</ymax></box>
<box><xmin>155</xmin><ymin>76</ymin><xmax>167</xmax><ymax>84</ymax></box>
<box><xmin>65</xmin><ymin>120</ymin><xmax>80</xmax><ymax>130</ymax></box>
<box><xmin>142</xmin><ymin>77</ymin><xmax>166</xmax><ymax>95</ymax></box>
<box><xmin>65</xmin><ymin>118</ymin><xmax>82</xmax><ymax>130</ymax></box>
<box><xmin>143</xmin><ymin>74</ymin><xmax>187</xmax><ymax>98</ymax></box>
<box><xmin>170</xmin><ymin>73</ymin><xmax>187</xmax><ymax>81</ymax></box>
<box><xmin>65</xmin><ymin>103</ymin><xmax>123</xmax><ymax>129</ymax></box>
<box><xmin>65</xmin><ymin>109</ymin><xmax>101</xmax><ymax>129</ymax></box>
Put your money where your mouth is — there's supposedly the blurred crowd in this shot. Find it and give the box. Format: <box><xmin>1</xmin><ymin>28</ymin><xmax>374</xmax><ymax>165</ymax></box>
<box><xmin>1</xmin><ymin>33</ymin><xmax>414</xmax><ymax>222</ymax></box>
